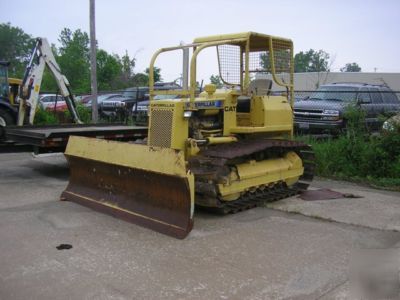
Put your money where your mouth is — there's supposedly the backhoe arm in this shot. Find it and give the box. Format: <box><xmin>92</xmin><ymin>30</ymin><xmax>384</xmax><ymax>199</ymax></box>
<box><xmin>17</xmin><ymin>38</ymin><xmax>82</xmax><ymax>125</ymax></box>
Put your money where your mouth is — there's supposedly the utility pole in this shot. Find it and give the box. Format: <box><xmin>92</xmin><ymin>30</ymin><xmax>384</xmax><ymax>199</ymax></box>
<box><xmin>89</xmin><ymin>0</ymin><xmax>98</xmax><ymax>123</ymax></box>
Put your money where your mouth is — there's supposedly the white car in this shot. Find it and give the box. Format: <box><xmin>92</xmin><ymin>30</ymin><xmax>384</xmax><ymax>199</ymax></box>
<box><xmin>39</xmin><ymin>94</ymin><xmax>65</xmax><ymax>110</ymax></box>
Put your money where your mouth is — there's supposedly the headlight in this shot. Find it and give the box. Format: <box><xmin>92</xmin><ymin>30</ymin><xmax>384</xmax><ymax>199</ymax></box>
<box><xmin>183</xmin><ymin>111</ymin><xmax>193</xmax><ymax>118</ymax></box>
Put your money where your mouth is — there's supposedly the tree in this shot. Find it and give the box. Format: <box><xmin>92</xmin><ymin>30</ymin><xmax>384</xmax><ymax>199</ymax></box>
<box><xmin>96</xmin><ymin>49</ymin><xmax>123</xmax><ymax>90</ymax></box>
<box><xmin>120</xmin><ymin>50</ymin><xmax>135</xmax><ymax>85</ymax></box>
<box><xmin>260</xmin><ymin>50</ymin><xmax>291</xmax><ymax>73</ymax></box>
<box><xmin>0</xmin><ymin>23</ymin><xmax>162</xmax><ymax>94</ymax></box>
<box><xmin>56</xmin><ymin>28</ymin><xmax>91</xmax><ymax>94</ymax></box>
<box><xmin>41</xmin><ymin>43</ymin><xmax>61</xmax><ymax>92</ymax></box>
<box><xmin>294</xmin><ymin>49</ymin><xmax>330</xmax><ymax>73</ymax></box>
<box><xmin>145</xmin><ymin>67</ymin><xmax>162</xmax><ymax>83</ymax></box>
<box><xmin>340</xmin><ymin>62</ymin><xmax>361</xmax><ymax>72</ymax></box>
<box><xmin>132</xmin><ymin>73</ymin><xmax>149</xmax><ymax>86</ymax></box>
<box><xmin>0</xmin><ymin>23</ymin><xmax>35</xmax><ymax>77</ymax></box>
<box><xmin>210</xmin><ymin>74</ymin><xmax>223</xmax><ymax>88</ymax></box>
<box><xmin>131</xmin><ymin>67</ymin><xmax>162</xmax><ymax>87</ymax></box>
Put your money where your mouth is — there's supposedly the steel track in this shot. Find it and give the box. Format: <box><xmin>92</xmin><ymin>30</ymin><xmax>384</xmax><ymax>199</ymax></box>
<box><xmin>194</xmin><ymin>140</ymin><xmax>316</xmax><ymax>214</ymax></box>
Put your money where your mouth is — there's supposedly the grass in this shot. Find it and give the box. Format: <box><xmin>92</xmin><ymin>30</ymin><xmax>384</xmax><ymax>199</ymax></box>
<box><xmin>300</xmin><ymin>107</ymin><xmax>400</xmax><ymax>189</ymax></box>
<box><xmin>33</xmin><ymin>109</ymin><xmax>59</xmax><ymax>125</ymax></box>
<box><xmin>64</xmin><ymin>104</ymin><xmax>92</xmax><ymax>123</ymax></box>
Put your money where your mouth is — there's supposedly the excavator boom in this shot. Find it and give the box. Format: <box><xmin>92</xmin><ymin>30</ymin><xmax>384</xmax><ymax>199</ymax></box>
<box><xmin>17</xmin><ymin>38</ymin><xmax>81</xmax><ymax>125</ymax></box>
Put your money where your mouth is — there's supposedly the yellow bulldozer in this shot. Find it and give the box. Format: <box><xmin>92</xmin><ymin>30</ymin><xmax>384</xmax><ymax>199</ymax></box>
<box><xmin>61</xmin><ymin>32</ymin><xmax>315</xmax><ymax>238</ymax></box>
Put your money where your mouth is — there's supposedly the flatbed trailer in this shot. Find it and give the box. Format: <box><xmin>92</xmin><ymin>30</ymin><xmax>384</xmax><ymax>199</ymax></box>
<box><xmin>3</xmin><ymin>124</ymin><xmax>147</xmax><ymax>153</ymax></box>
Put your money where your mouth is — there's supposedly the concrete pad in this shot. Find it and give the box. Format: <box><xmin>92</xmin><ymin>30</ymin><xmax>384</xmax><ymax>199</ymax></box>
<box><xmin>267</xmin><ymin>178</ymin><xmax>400</xmax><ymax>231</ymax></box>
<box><xmin>1</xmin><ymin>153</ymin><xmax>400</xmax><ymax>299</ymax></box>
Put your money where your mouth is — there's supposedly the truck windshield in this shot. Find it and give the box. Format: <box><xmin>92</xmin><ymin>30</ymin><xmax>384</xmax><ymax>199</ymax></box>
<box><xmin>309</xmin><ymin>86</ymin><xmax>358</xmax><ymax>102</ymax></box>
<box><xmin>122</xmin><ymin>89</ymin><xmax>137</xmax><ymax>99</ymax></box>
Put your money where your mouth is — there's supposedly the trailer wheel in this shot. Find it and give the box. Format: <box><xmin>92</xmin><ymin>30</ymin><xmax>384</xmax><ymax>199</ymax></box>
<box><xmin>0</xmin><ymin>108</ymin><xmax>14</xmax><ymax>127</ymax></box>
<box><xmin>0</xmin><ymin>108</ymin><xmax>15</xmax><ymax>139</ymax></box>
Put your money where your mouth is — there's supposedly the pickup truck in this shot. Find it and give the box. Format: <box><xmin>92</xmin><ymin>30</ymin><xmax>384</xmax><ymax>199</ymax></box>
<box><xmin>294</xmin><ymin>83</ymin><xmax>400</xmax><ymax>134</ymax></box>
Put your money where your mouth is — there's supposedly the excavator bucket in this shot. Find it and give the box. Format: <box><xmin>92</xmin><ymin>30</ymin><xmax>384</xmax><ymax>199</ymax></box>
<box><xmin>61</xmin><ymin>136</ymin><xmax>194</xmax><ymax>239</ymax></box>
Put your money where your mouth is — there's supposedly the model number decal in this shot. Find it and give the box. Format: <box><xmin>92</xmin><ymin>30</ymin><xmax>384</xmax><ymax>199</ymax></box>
<box><xmin>224</xmin><ymin>106</ymin><xmax>236</xmax><ymax>112</ymax></box>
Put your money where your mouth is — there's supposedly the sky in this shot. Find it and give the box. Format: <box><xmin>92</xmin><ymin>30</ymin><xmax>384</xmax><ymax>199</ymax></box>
<box><xmin>2</xmin><ymin>0</ymin><xmax>400</xmax><ymax>83</ymax></box>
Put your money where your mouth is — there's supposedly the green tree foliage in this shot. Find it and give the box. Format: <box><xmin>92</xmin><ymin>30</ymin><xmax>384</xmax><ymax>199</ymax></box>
<box><xmin>210</xmin><ymin>74</ymin><xmax>223</xmax><ymax>88</ymax></box>
<box><xmin>260</xmin><ymin>50</ymin><xmax>291</xmax><ymax>73</ymax></box>
<box><xmin>294</xmin><ymin>49</ymin><xmax>330</xmax><ymax>73</ymax></box>
<box><xmin>340</xmin><ymin>62</ymin><xmax>362</xmax><ymax>72</ymax></box>
<box><xmin>96</xmin><ymin>49</ymin><xmax>123</xmax><ymax>90</ymax></box>
<box><xmin>41</xmin><ymin>43</ymin><xmax>60</xmax><ymax>92</ymax></box>
<box><xmin>0</xmin><ymin>23</ymin><xmax>35</xmax><ymax>77</ymax></box>
<box><xmin>259</xmin><ymin>48</ymin><xmax>330</xmax><ymax>74</ymax></box>
<box><xmin>131</xmin><ymin>67</ymin><xmax>162</xmax><ymax>87</ymax></box>
<box><xmin>1</xmin><ymin>23</ymin><xmax>163</xmax><ymax>95</ymax></box>
<box><xmin>145</xmin><ymin>67</ymin><xmax>162</xmax><ymax>83</ymax></box>
<box><xmin>132</xmin><ymin>73</ymin><xmax>149</xmax><ymax>86</ymax></box>
<box><xmin>120</xmin><ymin>50</ymin><xmax>135</xmax><ymax>86</ymax></box>
<box><xmin>56</xmin><ymin>28</ymin><xmax>91</xmax><ymax>94</ymax></box>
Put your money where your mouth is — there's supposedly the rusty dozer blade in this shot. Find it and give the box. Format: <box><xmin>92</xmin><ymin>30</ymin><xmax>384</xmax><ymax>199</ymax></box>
<box><xmin>61</xmin><ymin>136</ymin><xmax>194</xmax><ymax>239</ymax></box>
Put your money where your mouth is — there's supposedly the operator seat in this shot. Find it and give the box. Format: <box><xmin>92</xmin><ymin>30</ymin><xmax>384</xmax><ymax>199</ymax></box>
<box><xmin>249</xmin><ymin>79</ymin><xmax>273</xmax><ymax>96</ymax></box>
<box><xmin>237</xmin><ymin>79</ymin><xmax>273</xmax><ymax>112</ymax></box>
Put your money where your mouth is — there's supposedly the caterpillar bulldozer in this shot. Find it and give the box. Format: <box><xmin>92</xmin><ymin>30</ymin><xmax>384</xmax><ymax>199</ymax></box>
<box><xmin>61</xmin><ymin>32</ymin><xmax>315</xmax><ymax>239</ymax></box>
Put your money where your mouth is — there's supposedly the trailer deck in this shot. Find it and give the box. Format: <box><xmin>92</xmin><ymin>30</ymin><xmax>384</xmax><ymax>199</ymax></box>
<box><xmin>4</xmin><ymin>124</ymin><xmax>147</xmax><ymax>152</ymax></box>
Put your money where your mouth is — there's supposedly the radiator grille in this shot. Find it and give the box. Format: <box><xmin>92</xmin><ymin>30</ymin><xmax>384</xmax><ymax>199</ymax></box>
<box><xmin>149</xmin><ymin>109</ymin><xmax>173</xmax><ymax>148</ymax></box>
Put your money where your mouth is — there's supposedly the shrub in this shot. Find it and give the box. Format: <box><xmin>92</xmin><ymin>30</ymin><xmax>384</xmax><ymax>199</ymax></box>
<box><xmin>33</xmin><ymin>109</ymin><xmax>59</xmax><ymax>125</ymax></box>
<box><xmin>304</xmin><ymin>107</ymin><xmax>400</xmax><ymax>188</ymax></box>
<box><xmin>64</xmin><ymin>104</ymin><xmax>91</xmax><ymax>124</ymax></box>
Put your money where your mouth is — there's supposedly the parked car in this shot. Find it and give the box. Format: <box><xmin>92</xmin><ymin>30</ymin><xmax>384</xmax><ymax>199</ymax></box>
<box><xmin>45</xmin><ymin>101</ymin><xmax>68</xmax><ymax>112</ymax></box>
<box><xmin>100</xmin><ymin>96</ymin><xmax>134</xmax><ymax>119</ymax></box>
<box><xmin>101</xmin><ymin>82</ymin><xmax>181</xmax><ymax>122</ymax></box>
<box><xmin>294</xmin><ymin>83</ymin><xmax>400</xmax><ymax>134</ymax></box>
<box><xmin>100</xmin><ymin>87</ymin><xmax>148</xmax><ymax>118</ymax></box>
<box><xmin>131</xmin><ymin>82</ymin><xmax>182</xmax><ymax>126</ymax></box>
<box><xmin>39</xmin><ymin>94</ymin><xmax>65</xmax><ymax>110</ymax></box>
<box><xmin>132</xmin><ymin>94</ymin><xmax>180</xmax><ymax>126</ymax></box>
<box><xmin>83</xmin><ymin>93</ymin><xmax>122</xmax><ymax>109</ymax></box>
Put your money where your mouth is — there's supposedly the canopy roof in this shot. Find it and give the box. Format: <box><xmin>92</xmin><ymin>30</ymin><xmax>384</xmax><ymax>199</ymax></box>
<box><xmin>193</xmin><ymin>32</ymin><xmax>292</xmax><ymax>51</ymax></box>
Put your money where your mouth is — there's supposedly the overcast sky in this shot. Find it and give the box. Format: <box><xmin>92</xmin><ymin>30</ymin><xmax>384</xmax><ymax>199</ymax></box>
<box><xmin>2</xmin><ymin>0</ymin><xmax>400</xmax><ymax>82</ymax></box>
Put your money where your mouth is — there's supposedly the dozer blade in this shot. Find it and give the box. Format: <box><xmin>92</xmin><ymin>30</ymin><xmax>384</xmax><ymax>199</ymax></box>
<box><xmin>61</xmin><ymin>136</ymin><xmax>194</xmax><ymax>239</ymax></box>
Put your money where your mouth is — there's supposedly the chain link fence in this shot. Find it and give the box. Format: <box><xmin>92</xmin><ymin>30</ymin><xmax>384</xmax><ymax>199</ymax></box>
<box><xmin>40</xmin><ymin>86</ymin><xmax>400</xmax><ymax>134</ymax></box>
